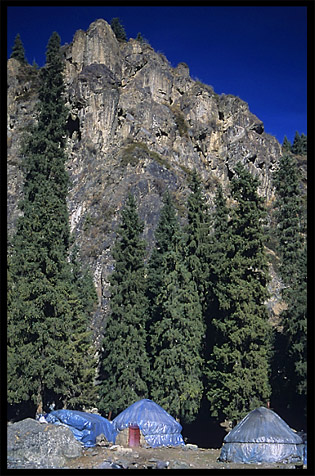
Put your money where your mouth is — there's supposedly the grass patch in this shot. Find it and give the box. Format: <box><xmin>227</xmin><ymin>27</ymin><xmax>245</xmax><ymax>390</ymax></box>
<box><xmin>149</xmin><ymin>150</ymin><xmax>171</xmax><ymax>169</ymax></box>
<box><xmin>177</xmin><ymin>164</ymin><xmax>193</xmax><ymax>177</ymax></box>
<box><xmin>193</xmin><ymin>80</ymin><xmax>219</xmax><ymax>99</ymax></box>
<box><xmin>16</xmin><ymin>89</ymin><xmax>37</xmax><ymax>102</ymax></box>
<box><xmin>120</xmin><ymin>142</ymin><xmax>143</xmax><ymax>167</ymax></box>
<box><xmin>121</xmin><ymin>141</ymin><xmax>171</xmax><ymax>169</ymax></box>
<box><xmin>169</xmin><ymin>105</ymin><xmax>188</xmax><ymax>137</ymax></box>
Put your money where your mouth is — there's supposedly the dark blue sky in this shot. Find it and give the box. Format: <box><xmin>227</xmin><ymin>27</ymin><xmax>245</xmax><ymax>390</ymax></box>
<box><xmin>6</xmin><ymin>5</ymin><xmax>307</xmax><ymax>144</ymax></box>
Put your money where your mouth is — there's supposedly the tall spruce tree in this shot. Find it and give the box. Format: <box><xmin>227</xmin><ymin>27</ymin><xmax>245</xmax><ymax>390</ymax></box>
<box><xmin>300</xmin><ymin>133</ymin><xmax>307</xmax><ymax>155</ymax></box>
<box><xmin>282</xmin><ymin>136</ymin><xmax>292</xmax><ymax>153</ymax></box>
<box><xmin>206</xmin><ymin>184</ymin><xmax>233</xmax><ymax>357</ymax></box>
<box><xmin>67</xmin><ymin>247</ymin><xmax>98</xmax><ymax>408</ymax></box>
<box><xmin>7</xmin><ymin>32</ymin><xmax>97</xmax><ymax>414</ymax></box>
<box><xmin>272</xmin><ymin>154</ymin><xmax>307</xmax><ymax>401</ymax></box>
<box><xmin>206</xmin><ymin>163</ymin><xmax>272</xmax><ymax>425</ymax></box>
<box><xmin>10</xmin><ymin>33</ymin><xmax>27</xmax><ymax>64</ymax></box>
<box><xmin>291</xmin><ymin>131</ymin><xmax>307</xmax><ymax>155</ymax></box>
<box><xmin>185</xmin><ymin>170</ymin><xmax>211</xmax><ymax>313</ymax></box>
<box><xmin>148</xmin><ymin>192</ymin><xmax>205</xmax><ymax>423</ymax></box>
<box><xmin>98</xmin><ymin>194</ymin><xmax>150</xmax><ymax>417</ymax></box>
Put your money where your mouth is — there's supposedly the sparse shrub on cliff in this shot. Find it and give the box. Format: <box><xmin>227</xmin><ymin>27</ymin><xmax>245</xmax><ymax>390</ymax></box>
<box><xmin>149</xmin><ymin>149</ymin><xmax>171</xmax><ymax>169</ymax></box>
<box><xmin>169</xmin><ymin>104</ymin><xmax>189</xmax><ymax>137</ymax></box>
<box><xmin>120</xmin><ymin>141</ymin><xmax>171</xmax><ymax>169</ymax></box>
<box><xmin>110</xmin><ymin>17</ymin><xmax>127</xmax><ymax>42</ymax></box>
<box><xmin>120</xmin><ymin>142</ymin><xmax>141</xmax><ymax>167</ymax></box>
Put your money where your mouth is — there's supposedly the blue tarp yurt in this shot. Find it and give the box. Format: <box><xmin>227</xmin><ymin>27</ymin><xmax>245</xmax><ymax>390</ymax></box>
<box><xmin>219</xmin><ymin>406</ymin><xmax>304</xmax><ymax>464</ymax></box>
<box><xmin>112</xmin><ymin>399</ymin><xmax>185</xmax><ymax>448</ymax></box>
<box><xmin>45</xmin><ymin>410</ymin><xmax>117</xmax><ymax>447</ymax></box>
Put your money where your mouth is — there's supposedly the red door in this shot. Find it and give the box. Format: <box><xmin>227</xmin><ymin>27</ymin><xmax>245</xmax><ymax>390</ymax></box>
<box><xmin>128</xmin><ymin>425</ymin><xmax>140</xmax><ymax>447</ymax></box>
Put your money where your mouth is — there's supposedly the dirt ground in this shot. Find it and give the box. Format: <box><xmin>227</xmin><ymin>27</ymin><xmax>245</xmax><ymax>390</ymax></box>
<box><xmin>64</xmin><ymin>444</ymin><xmax>305</xmax><ymax>470</ymax></box>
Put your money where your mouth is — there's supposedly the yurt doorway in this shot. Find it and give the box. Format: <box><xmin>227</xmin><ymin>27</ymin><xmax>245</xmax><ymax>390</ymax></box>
<box><xmin>128</xmin><ymin>424</ymin><xmax>140</xmax><ymax>447</ymax></box>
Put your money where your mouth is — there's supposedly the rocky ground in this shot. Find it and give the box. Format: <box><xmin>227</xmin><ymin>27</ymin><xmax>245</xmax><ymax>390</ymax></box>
<box><xmin>62</xmin><ymin>444</ymin><xmax>305</xmax><ymax>470</ymax></box>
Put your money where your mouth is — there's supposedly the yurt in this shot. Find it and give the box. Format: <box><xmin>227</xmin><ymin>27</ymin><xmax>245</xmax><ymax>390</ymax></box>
<box><xmin>46</xmin><ymin>409</ymin><xmax>117</xmax><ymax>447</ymax></box>
<box><xmin>219</xmin><ymin>406</ymin><xmax>304</xmax><ymax>464</ymax></box>
<box><xmin>112</xmin><ymin>399</ymin><xmax>185</xmax><ymax>448</ymax></box>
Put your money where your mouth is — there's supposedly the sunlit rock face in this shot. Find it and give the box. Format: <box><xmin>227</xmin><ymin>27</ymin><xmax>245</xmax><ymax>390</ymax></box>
<box><xmin>7</xmin><ymin>19</ymin><xmax>285</xmax><ymax>344</ymax></box>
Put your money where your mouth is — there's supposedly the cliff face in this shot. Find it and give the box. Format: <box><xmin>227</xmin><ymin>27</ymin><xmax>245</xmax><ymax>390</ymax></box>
<box><xmin>7</xmin><ymin>19</ymin><xmax>284</xmax><ymax>344</ymax></box>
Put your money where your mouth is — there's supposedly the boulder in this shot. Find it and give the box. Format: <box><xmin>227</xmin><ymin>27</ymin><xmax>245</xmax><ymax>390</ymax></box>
<box><xmin>7</xmin><ymin>418</ymin><xmax>82</xmax><ymax>469</ymax></box>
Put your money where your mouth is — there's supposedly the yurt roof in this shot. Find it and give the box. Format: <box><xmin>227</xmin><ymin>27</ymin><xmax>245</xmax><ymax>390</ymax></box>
<box><xmin>112</xmin><ymin>399</ymin><xmax>182</xmax><ymax>435</ymax></box>
<box><xmin>224</xmin><ymin>407</ymin><xmax>303</xmax><ymax>444</ymax></box>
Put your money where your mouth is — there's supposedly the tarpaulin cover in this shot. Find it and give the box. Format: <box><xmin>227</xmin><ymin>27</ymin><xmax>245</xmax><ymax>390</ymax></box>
<box><xmin>304</xmin><ymin>441</ymin><xmax>307</xmax><ymax>465</ymax></box>
<box><xmin>298</xmin><ymin>432</ymin><xmax>307</xmax><ymax>465</ymax></box>
<box><xmin>45</xmin><ymin>410</ymin><xmax>117</xmax><ymax>447</ymax></box>
<box><xmin>112</xmin><ymin>399</ymin><xmax>185</xmax><ymax>447</ymax></box>
<box><xmin>219</xmin><ymin>407</ymin><xmax>304</xmax><ymax>464</ymax></box>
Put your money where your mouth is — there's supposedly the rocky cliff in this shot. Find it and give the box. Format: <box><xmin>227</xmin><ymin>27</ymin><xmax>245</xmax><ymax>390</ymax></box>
<box><xmin>7</xmin><ymin>19</ymin><xmax>285</xmax><ymax>345</ymax></box>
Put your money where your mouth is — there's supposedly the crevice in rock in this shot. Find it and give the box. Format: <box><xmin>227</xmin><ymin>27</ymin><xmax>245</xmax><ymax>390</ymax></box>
<box><xmin>226</xmin><ymin>165</ymin><xmax>234</xmax><ymax>181</ymax></box>
<box><xmin>194</xmin><ymin>144</ymin><xmax>206</xmax><ymax>158</ymax></box>
<box><xmin>156</xmin><ymin>130</ymin><xmax>168</xmax><ymax>138</ymax></box>
<box><xmin>250</xmin><ymin>122</ymin><xmax>264</xmax><ymax>134</ymax></box>
<box><xmin>247</xmin><ymin>154</ymin><xmax>257</xmax><ymax>164</ymax></box>
<box><xmin>66</xmin><ymin>115</ymin><xmax>81</xmax><ymax>140</ymax></box>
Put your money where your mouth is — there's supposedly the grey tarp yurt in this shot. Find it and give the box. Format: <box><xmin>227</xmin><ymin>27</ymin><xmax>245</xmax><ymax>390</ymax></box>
<box><xmin>112</xmin><ymin>399</ymin><xmax>185</xmax><ymax>447</ymax></box>
<box><xmin>219</xmin><ymin>406</ymin><xmax>304</xmax><ymax>464</ymax></box>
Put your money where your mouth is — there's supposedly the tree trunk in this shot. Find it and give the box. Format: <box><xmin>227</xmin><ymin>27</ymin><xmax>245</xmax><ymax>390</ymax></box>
<box><xmin>36</xmin><ymin>384</ymin><xmax>43</xmax><ymax>416</ymax></box>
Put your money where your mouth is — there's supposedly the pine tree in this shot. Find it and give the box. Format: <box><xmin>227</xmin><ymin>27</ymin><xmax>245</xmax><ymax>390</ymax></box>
<box><xmin>291</xmin><ymin>131</ymin><xmax>304</xmax><ymax>155</ymax></box>
<box><xmin>300</xmin><ymin>133</ymin><xmax>307</xmax><ymax>154</ymax></box>
<box><xmin>110</xmin><ymin>17</ymin><xmax>127</xmax><ymax>41</ymax></box>
<box><xmin>7</xmin><ymin>32</ymin><xmax>97</xmax><ymax>414</ymax></box>
<box><xmin>148</xmin><ymin>192</ymin><xmax>205</xmax><ymax>422</ymax></box>
<box><xmin>282</xmin><ymin>136</ymin><xmax>292</xmax><ymax>153</ymax></box>
<box><xmin>66</xmin><ymin>246</ymin><xmax>98</xmax><ymax>408</ymax></box>
<box><xmin>205</xmin><ymin>184</ymin><xmax>233</xmax><ymax>356</ymax></box>
<box><xmin>147</xmin><ymin>192</ymin><xmax>181</xmax><ymax>328</ymax></box>
<box><xmin>206</xmin><ymin>163</ymin><xmax>272</xmax><ymax>425</ymax></box>
<box><xmin>185</xmin><ymin>170</ymin><xmax>211</xmax><ymax>312</ymax></box>
<box><xmin>136</xmin><ymin>32</ymin><xmax>144</xmax><ymax>42</ymax></box>
<box><xmin>70</xmin><ymin>245</ymin><xmax>98</xmax><ymax>316</ymax></box>
<box><xmin>272</xmin><ymin>154</ymin><xmax>307</xmax><ymax>400</ymax></box>
<box><xmin>98</xmin><ymin>195</ymin><xmax>150</xmax><ymax>417</ymax></box>
<box><xmin>10</xmin><ymin>33</ymin><xmax>27</xmax><ymax>64</ymax></box>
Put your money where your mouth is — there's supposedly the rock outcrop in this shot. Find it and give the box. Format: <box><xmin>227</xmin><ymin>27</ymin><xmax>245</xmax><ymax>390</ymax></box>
<box><xmin>7</xmin><ymin>19</ymin><xmax>287</xmax><ymax>344</ymax></box>
<box><xmin>7</xmin><ymin>418</ymin><xmax>82</xmax><ymax>469</ymax></box>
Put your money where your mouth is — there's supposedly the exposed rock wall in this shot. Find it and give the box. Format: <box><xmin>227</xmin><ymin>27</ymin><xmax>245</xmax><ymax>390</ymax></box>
<box><xmin>7</xmin><ymin>19</ymin><xmax>285</xmax><ymax>344</ymax></box>
<box><xmin>7</xmin><ymin>418</ymin><xmax>82</xmax><ymax>469</ymax></box>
